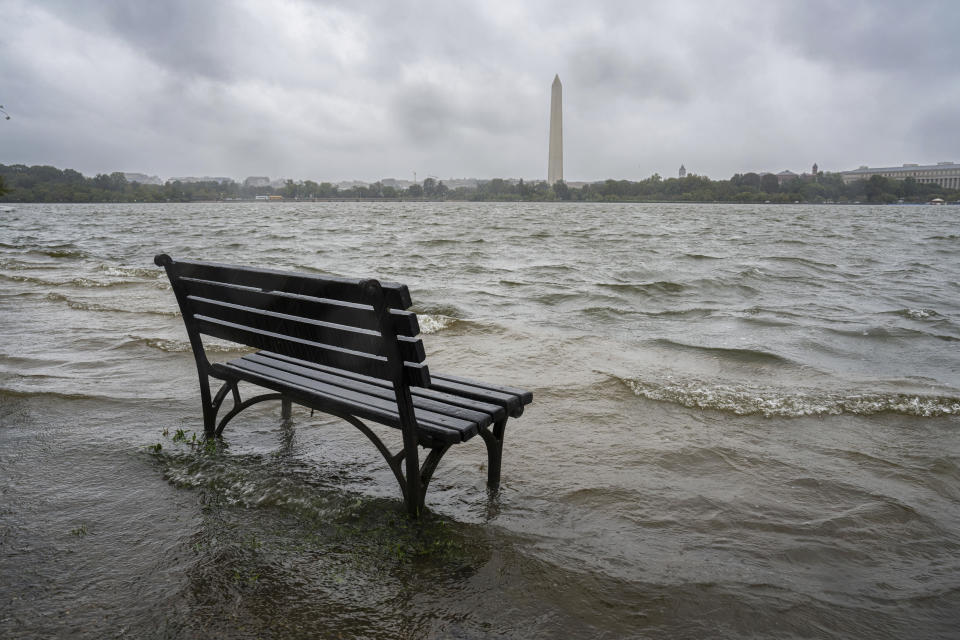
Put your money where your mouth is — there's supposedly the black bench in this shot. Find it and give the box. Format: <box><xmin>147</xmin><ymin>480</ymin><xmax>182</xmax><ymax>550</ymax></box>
<box><xmin>154</xmin><ymin>254</ymin><xmax>532</xmax><ymax>516</ymax></box>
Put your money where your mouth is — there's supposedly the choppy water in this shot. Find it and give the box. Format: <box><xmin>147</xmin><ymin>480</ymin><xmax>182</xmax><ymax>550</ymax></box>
<box><xmin>1</xmin><ymin>202</ymin><xmax>958</xmax><ymax>638</ymax></box>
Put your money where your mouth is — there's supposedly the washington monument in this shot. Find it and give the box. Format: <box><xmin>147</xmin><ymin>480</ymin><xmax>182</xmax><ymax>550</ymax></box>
<box><xmin>547</xmin><ymin>74</ymin><xmax>563</xmax><ymax>184</ymax></box>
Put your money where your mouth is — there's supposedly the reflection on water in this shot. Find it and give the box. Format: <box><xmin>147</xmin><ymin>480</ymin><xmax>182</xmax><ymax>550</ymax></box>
<box><xmin>1</xmin><ymin>202</ymin><xmax>959</xmax><ymax>638</ymax></box>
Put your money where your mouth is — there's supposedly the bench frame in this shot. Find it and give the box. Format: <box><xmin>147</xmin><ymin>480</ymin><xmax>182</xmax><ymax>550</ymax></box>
<box><xmin>155</xmin><ymin>254</ymin><xmax>528</xmax><ymax>517</ymax></box>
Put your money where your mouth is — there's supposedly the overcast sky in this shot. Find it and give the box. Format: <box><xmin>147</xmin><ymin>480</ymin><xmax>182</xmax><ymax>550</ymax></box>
<box><xmin>1</xmin><ymin>0</ymin><xmax>958</xmax><ymax>183</ymax></box>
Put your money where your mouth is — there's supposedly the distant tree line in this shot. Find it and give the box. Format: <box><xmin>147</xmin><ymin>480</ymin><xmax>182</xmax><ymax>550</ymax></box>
<box><xmin>1</xmin><ymin>163</ymin><xmax>956</xmax><ymax>204</ymax></box>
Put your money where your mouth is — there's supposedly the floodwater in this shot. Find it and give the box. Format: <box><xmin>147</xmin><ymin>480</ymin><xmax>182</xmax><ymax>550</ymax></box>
<box><xmin>1</xmin><ymin>201</ymin><xmax>958</xmax><ymax>638</ymax></box>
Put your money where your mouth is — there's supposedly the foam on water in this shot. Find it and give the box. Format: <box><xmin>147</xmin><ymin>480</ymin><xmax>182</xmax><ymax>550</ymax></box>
<box><xmin>619</xmin><ymin>374</ymin><xmax>960</xmax><ymax>417</ymax></box>
<box><xmin>417</xmin><ymin>313</ymin><xmax>458</xmax><ymax>334</ymax></box>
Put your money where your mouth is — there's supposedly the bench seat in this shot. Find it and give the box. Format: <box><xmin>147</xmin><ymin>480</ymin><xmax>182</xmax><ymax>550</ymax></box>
<box><xmin>213</xmin><ymin>350</ymin><xmax>524</xmax><ymax>446</ymax></box>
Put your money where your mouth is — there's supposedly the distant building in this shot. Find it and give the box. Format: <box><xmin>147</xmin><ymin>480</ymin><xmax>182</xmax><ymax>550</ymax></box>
<box><xmin>776</xmin><ymin>170</ymin><xmax>798</xmax><ymax>185</ymax></box>
<box><xmin>336</xmin><ymin>181</ymin><xmax>368</xmax><ymax>190</ymax></box>
<box><xmin>841</xmin><ymin>162</ymin><xmax>960</xmax><ymax>189</ymax></box>
<box><xmin>812</xmin><ymin>162</ymin><xmax>818</xmax><ymax>175</ymax></box>
<box><xmin>169</xmin><ymin>176</ymin><xmax>234</xmax><ymax>184</ymax></box>
<box><xmin>243</xmin><ymin>176</ymin><xmax>271</xmax><ymax>188</ymax></box>
<box><xmin>381</xmin><ymin>178</ymin><xmax>413</xmax><ymax>189</ymax></box>
<box><xmin>123</xmin><ymin>172</ymin><xmax>162</xmax><ymax>185</ymax></box>
<box><xmin>443</xmin><ymin>178</ymin><xmax>479</xmax><ymax>189</ymax></box>
<box><xmin>678</xmin><ymin>164</ymin><xmax>686</xmax><ymax>178</ymax></box>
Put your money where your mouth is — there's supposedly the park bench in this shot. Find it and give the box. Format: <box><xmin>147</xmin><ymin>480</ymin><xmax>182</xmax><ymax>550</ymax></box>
<box><xmin>154</xmin><ymin>254</ymin><xmax>532</xmax><ymax>517</ymax></box>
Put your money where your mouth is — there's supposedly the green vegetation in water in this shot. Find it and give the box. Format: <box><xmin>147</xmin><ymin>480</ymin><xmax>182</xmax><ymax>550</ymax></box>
<box><xmin>70</xmin><ymin>524</ymin><xmax>88</xmax><ymax>537</ymax></box>
<box><xmin>155</xmin><ymin>427</ymin><xmax>219</xmax><ymax>454</ymax></box>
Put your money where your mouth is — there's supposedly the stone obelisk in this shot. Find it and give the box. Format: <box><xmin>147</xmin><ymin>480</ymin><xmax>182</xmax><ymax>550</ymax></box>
<box><xmin>547</xmin><ymin>74</ymin><xmax>563</xmax><ymax>184</ymax></box>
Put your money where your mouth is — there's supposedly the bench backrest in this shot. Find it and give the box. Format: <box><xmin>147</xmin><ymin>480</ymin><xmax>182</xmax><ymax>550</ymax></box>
<box><xmin>154</xmin><ymin>254</ymin><xmax>430</xmax><ymax>388</ymax></box>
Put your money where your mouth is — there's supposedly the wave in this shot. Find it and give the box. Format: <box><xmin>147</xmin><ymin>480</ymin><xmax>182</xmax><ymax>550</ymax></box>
<box><xmin>614</xmin><ymin>374</ymin><xmax>960</xmax><ymax>418</ymax></box>
<box><xmin>0</xmin><ymin>272</ymin><xmax>141</xmax><ymax>288</ymax></box>
<box><xmin>0</xmin><ymin>387</ymin><xmax>115</xmax><ymax>402</ymax></box>
<box><xmin>532</xmin><ymin>292</ymin><xmax>581</xmax><ymax>306</ymax></box>
<box><xmin>44</xmin><ymin>292</ymin><xmax>179</xmax><ymax>316</ymax></box>
<box><xmin>650</xmin><ymin>339</ymin><xmax>796</xmax><ymax>366</ymax></box>
<box><xmin>886</xmin><ymin>308</ymin><xmax>941</xmax><ymax>321</ymax></box>
<box><xmin>123</xmin><ymin>335</ymin><xmax>251</xmax><ymax>354</ymax></box>
<box><xmin>30</xmin><ymin>247</ymin><xmax>89</xmax><ymax>259</ymax></box>
<box><xmin>762</xmin><ymin>256</ymin><xmax>838</xmax><ymax>271</ymax></box>
<box><xmin>94</xmin><ymin>264</ymin><xmax>160</xmax><ymax>279</ymax></box>
<box><xmin>0</xmin><ymin>258</ymin><xmax>63</xmax><ymax>271</ymax></box>
<box><xmin>682</xmin><ymin>253</ymin><xmax>722</xmax><ymax>260</ymax></box>
<box><xmin>581</xmin><ymin>306</ymin><xmax>721</xmax><ymax>321</ymax></box>
<box><xmin>415</xmin><ymin>238</ymin><xmax>461</xmax><ymax>246</ymax></box>
<box><xmin>824</xmin><ymin>325</ymin><xmax>959</xmax><ymax>343</ymax></box>
<box><xmin>597</xmin><ymin>281</ymin><xmax>687</xmax><ymax>295</ymax></box>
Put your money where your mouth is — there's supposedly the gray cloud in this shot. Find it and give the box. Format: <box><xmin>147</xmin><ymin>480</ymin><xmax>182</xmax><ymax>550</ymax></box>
<box><xmin>1</xmin><ymin>0</ymin><xmax>957</xmax><ymax>182</ymax></box>
<box><xmin>911</xmin><ymin>105</ymin><xmax>960</xmax><ymax>161</ymax></box>
<box><xmin>569</xmin><ymin>45</ymin><xmax>693</xmax><ymax>104</ymax></box>
<box><xmin>776</xmin><ymin>0</ymin><xmax>960</xmax><ymax>76</ymax></box>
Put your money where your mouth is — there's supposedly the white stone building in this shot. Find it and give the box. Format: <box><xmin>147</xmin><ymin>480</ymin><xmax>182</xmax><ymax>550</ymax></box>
<box><xmin>841</xmin><ymin>162</ymin><xmax>960</xmax><ymax>189</ymax></box>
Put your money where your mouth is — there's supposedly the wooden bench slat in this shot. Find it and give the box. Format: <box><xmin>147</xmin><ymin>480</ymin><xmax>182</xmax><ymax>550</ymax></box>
<box><xmin>195</xmin><ymin>315</ymin><xmax>430</xmax><ymax>386</ymax></box>
<box><xmin>223</xmin><ymin>359</ymin><xmax>473</xmax><ymax>435</ymax></box>
<box><xmin>213</xmin><ymin>363</ymin><xmax>461</xmax><ymax>445</ymax></box>
<box><xmin>255</xmin><ymin>351</ymin><xmax>508</xmax><ymax>422</ymax></box>
<box><xmin>216</xmin><ymin>359</ymin><xmax>476</xmax><ymax>443</ymax></box>
<box><xmin>427</xmin><ymin>375</ymin><xmax>529</xmax><ymax>418</ymax></box>
<box><xmin>179</xmin><ymin>276</ymin><xmax>420</xmax><ymax>337</ymax></box>
<box><xmin>195</xmin><ymin>314</ymin><xmax>387</xmax><ymax>378</ymax></box>
<box><xmin>170</xmin><ymin>258</ymin><xmax>412</xmax><ymax>309</ymax></box>
<box><xmin>431</xmin><ymin>372</ymin><xmax>533</xmax><ymax>405</ymax></box>
<box><xmin>187</xmin><ymin>295</ymin><xmax>426</xmax><ymax>363</ymax></box>
<box><xmin>242</xmin><ymin>352</ymin><xmax>492</xmax><ymax>431</ymax></box>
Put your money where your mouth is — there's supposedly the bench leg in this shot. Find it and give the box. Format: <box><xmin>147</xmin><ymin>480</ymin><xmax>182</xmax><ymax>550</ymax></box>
<box><xmin>281</xmin><ymin>397</ymin><xmax>292</xmax><ymax>420</ymax></box>
<box><xmin>478</xmin><ymin>418</ymin><xmax>508</xmax><ymax>489</ymax></box>
<box><xmin>416</xmin><ymin>444</ymin><xmax>452</xmax><ymax>513</ymax></box>
<box><xmin>199</xmin><ymin>373</ymin><xmax>218</xmax><ymax>438</ymax></box>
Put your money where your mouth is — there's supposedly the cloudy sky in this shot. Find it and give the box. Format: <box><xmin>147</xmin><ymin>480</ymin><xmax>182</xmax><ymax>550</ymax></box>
<box><xmin>1</xmin><ymin>0</ymin><xmax>958</xmax><ymax>183</ymax></box>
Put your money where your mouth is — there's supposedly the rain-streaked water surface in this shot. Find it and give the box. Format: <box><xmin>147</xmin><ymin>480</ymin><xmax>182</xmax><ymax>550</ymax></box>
<box><xmin>2</xmin><ymin>202</ymin><xmax>958</xmax><ymax>638</ymax></box>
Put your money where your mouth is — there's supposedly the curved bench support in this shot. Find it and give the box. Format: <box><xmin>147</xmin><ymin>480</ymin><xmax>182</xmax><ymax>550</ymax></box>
<box><xmin>317</xmin><ymin>409</ymin><xmax>451</xmax><ymax>513</ymax></box>
<box><xmin>209</xmin><ymin>390</ymin><xmax>452</xmax><ymax>513</ymax></box>
<box><xmin>477</xmin><ymin>418</ymin><xmax>507</xmax><ymax>489</ymax></box>
<box><xmin>207</xmin><ymin>378</ymin><xmax>286</xmax><ymax>436</ymax></box>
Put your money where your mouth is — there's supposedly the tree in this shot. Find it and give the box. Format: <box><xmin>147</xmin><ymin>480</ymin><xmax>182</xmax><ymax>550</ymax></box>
<box><xmin>407</xmin><ymin>184</ymin><xmax>423</xmax><ymax>197</ymax></box>
<box><xmin>865</xmin><ymin>174</ymin><xmax>891</xmax><ymax>203</ymax></box>
<box><xmin>281</xmin><ymin>179</ymin><xmax>299</xmax><ymax>199</ymax></box>
<box><xmin>0</xmin><ymin>175</ymin><xmax>7</xmax><ymax>196</ymax></box>
<box><xmin>900</xmin><ymin>176</ymin><xmax>917</xmax><ymax>199</ymax></box>
<box><xmin>553</xmin><ymin>180</ymin><xmax>571</xmax><ymax>200</ymax></box>
<box><xmin>739</xmin><ymin>172</ymin><xmax>761</xmax><ymax>189</ymax></box>
<box><xmin>301</xmin><ymin>180</ymin><xmax>319</xmax><ymax>198</ymax></box>
<box><xmin>422</xmin><ymin>177</ymin><xmax>437</xmax><ymax>197</ymax></box>
<box><xmin>760</xmin><ymin>173</ymin><xmax>780</xmax><ymax>193</ymax></box>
